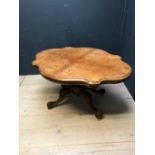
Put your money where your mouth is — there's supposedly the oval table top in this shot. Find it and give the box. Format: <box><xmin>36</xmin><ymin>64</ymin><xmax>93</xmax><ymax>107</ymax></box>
<box><xmin>32</xmin><ymin>47</ymin><xmax>132</xmax><ymax>87</ymax></box>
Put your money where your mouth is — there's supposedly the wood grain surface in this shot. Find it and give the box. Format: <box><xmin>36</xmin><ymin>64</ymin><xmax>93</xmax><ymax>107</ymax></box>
<box><xmin>32</xmin><ymin>47</ymin><xmax>132</xmax><ymax>86</ymax></box>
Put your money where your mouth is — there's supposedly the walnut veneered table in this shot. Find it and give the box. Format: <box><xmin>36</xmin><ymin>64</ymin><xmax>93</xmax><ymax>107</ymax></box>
<box><xmin>32</xmin><ymin>47</ymin><xmax>132</xmax><ymax>119</ymax></box>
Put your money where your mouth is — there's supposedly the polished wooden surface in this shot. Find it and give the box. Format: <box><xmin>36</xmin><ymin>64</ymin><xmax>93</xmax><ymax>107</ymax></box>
<box><xmin>32</xmin><ymin>47</ymin><xmax>132</xmax><ymax>86</ymax></box>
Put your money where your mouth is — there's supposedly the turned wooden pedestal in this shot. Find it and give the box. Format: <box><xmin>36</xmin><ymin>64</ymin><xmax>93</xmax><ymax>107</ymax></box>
<box><xmin>47</xmin><ymin>85</ymin><xmax>106</xmax><ymax>119</ymax></box>
<box><xmin>32</xmin><ymin>47</ymin><xmax>132</xmax><ymax>120</ymax></box>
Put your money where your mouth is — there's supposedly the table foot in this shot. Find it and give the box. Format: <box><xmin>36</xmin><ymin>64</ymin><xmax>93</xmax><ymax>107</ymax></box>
<box><xmin>95</xmin><ymin>111</ymin><xmax>104</xmax><ymax>119</ymax></box>
<box><xmin>47</xmin><ymin>85</ymin><xmax>105</xmax><ymax>119</ymax></box>
<box><xmin>47</xmin><ymin>86</ymin><xmax>71</xmax><ymax>109</ymax></box>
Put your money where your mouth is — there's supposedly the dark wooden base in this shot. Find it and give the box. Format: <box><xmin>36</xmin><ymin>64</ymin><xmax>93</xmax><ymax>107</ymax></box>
<box><xmin>47</xmin><ymin>85</ymin><xmax>105</xmax><ymax>119</ymax></box>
